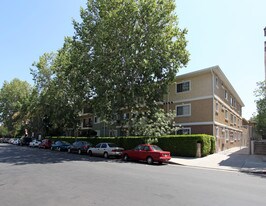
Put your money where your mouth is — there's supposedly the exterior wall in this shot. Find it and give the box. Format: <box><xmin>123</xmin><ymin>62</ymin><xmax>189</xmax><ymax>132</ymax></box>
<box><xmin>172</xmin><ymin>99</ymin><xmax>213</xmax><ymax>124</ymax></box>
<box><xmin>166</xmin><ymin>72</ymin><xmax>213</xmax><ymax>103</ymax></box>
<box><xmin>76</xmin><ymin>66</ymin><xmax>245</xmax><ymax>153</ymax></box>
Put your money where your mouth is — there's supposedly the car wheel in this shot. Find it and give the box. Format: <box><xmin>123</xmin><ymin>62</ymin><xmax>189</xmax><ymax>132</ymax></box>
<box><xmin>103</xmin><ymin>152</ymin><xmax>109</xmax><ymax>159</ymax></box>
<box><xmin>88</xmin><ymin>150</ymin><xmax>92</xmax><ymax>156</ymax></box>
<box><xmin>68</xmin><ymin>148</ymin><xmax>71</xmax><ymax>153</ymax></box>
<box><xmin>58</xmin><ymin>147</ymin><xmax>61</xmax><ymax>152</ymax></box>
<box><xmin>123</xmin><ymin>154</ymin><xmax>129</xmax><ymax>161</ymax></box>
<box><xmin>146</xmin><ymin>156</ymin><xmax>153</xmax><ymax>165</ymax></box>
<box><xmin>51</xmin><ymin>147</ymin><xmax>53</xmax><ymax>150</ymax></box>
<box><xmin>78</xmin><ymin>149</ymin><xmax>82</xmax><ymax>155</ymax></box>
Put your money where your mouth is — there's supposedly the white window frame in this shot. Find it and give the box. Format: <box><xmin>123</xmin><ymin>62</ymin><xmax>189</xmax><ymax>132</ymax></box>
<box><xmin>225</xmin><ymin>90</ymin><xmax>228</xmax><ymax>100</ymax></box>
<box><xmin>225</xmin><ymin>110</ymin><xmax>228</xmax><ymax>120</ymax></box>
<box><xmin>176</xmin><ymin>104</ymin><xmax>191</xmax><ymax>117</ymax></box>
<box><xmin>176</xmin><ymin>81</ymin><xmax>191</xmax><ymax>93</ymax></box>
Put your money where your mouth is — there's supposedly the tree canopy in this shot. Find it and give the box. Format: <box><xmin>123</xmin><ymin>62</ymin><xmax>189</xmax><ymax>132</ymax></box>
<box><xmin>73</xmin><ymin>0</ymin><xmax>189</xmax><ymax>123</ymax></box>
<box><xmin>254</xmin><ymin>81</ymin><xmax>266</xmax><ymax>138</ymax></box>
<box><xmin>0</xmin><ymin>0</ymin><xmax>189</xmax><ymax>137</ymax></box>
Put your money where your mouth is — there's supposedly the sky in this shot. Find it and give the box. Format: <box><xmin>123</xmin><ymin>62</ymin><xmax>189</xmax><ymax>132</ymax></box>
<box><xmin>0</xmin><ymin>0</ymin><xmax>265</xmax><ymax>120</ymax></box>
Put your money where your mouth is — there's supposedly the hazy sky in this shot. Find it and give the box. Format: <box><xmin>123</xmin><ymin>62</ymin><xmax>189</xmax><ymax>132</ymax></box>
<box><xmin>0</xmin><ymin>0</ymin><xmax>265</xmax><ymax>120</ymax></box>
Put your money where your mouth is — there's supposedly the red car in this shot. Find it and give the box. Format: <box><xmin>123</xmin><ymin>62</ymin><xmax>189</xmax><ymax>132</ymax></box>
<box><xmin>122</xmin><ymin>144</ymin><xmax>171</xmax><ymax>165</ymax></box>
<box><xmin>39</xmin><ymin>139</ymin><xmax>53</xmax><ymax>149</ymax></box>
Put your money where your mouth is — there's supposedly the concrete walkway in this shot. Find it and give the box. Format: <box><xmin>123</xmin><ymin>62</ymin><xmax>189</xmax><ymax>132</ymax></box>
<box><xmin>170</xmin><ymin>147</ymin><xmax>266</xmax><ymax>174</ymax></box>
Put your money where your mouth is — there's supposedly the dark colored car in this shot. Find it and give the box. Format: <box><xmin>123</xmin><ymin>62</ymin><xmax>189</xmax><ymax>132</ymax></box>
<box><xmin>122</xmin><ymin>144</ymin><xmax>171</xmax><ymax>165</ymax></box>
<box><xmin>51</xmin><ymin>140</ymin><xmax>71</xmax><ymax>151</ymax></box>
<box><xmin>68</xmin><ymin>141</ymin><xmax>92</xmax><ymax>154</ymax></box>
<box><xmin>20</xmin><ymin>137</ymin><xmax>33</xmax><ymax>146</ymax></box>
<box><xmin>39</xmin><ymin>139</ymin><xmax>53</xmax><ymax>149</ymax></box>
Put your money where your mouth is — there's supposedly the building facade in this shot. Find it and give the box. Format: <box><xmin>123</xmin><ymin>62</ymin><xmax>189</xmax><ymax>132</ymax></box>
<box><xmin>162</xmin><ymin>65</ymin><xmax>245</xmax><ymax>151</ymax></box>
<box><xmin>78</xmin><ymin>65</ymin><xmax>245</xmax><ymax>151</ymax></box>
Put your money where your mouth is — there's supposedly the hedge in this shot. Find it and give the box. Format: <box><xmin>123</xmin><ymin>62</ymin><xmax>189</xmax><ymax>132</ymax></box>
<box><xmin>50</xmin><ymin>134</ymin><xmax>215</xmax><ymax>157</ymax></box>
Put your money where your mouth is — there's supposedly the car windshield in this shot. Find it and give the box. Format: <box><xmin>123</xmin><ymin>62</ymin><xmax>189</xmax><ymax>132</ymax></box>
<box><xmin>150</xmin><ymin>145</ymin><xmax>163</xmax><ymax>151</ymax></box>
<box><xmin>108</xmin><ymin>143</ymin><xmax>118</xmax><ymax>148</ymax></box>
<box><xmin>62</xmin><ymin>141</ymin><xmax>70</xmax><ymax>145</ymax></box>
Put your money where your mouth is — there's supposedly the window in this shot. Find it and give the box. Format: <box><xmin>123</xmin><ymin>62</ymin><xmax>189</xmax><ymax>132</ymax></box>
<box><xmin>230</xmin><ymin>114</ymin><xmax>234</xmax><ymax>123</ymax></box>
<box><xmin>101</xmin><ymin>143</ymin><xmax>107</xmax><ymax>148</ymax></box>
<box><xmin>225</xmin><ymin>110</ymin><xmax>228</xmax><ymax>120</ymax></box>
<box><xmin>215</xmin><ymin>77</ymin><xmax>219</xmax><ymax>88</ymax></box>
<box><xmin>176</xmin><ymin>104</ymin><xmax>191</xmax><ymax>117</ymax></box>
<box><xmin>94</xmin><ymin>116</ymin><xmax>100</xmax><ymax>124</ymax></box>
<box><xmin>225</xmin><ymin>129</ymin><xmax>229</xmax><ymax>141</ymax></box>
<box><xmin>216</xmin><ymin>127</ymin><xmax>219</xmax><ymax>138</ymax></box>
<box><xmin>176</xmin><ymin>81</ymin><xmax>190</xmax><ymax>93</ymax></box>
<box><xmin>176</xmin><ymin>128</ymin><xmax>191</xmax><ymax>135</ymax></box>
<box><xmin>233</xmin><ymin>115</ymin><xmax>236</xmax><ymax>125</ymax></box>
<box><xmin>215</xmin><ymin>101</ymin><xmax>219</xmax><ymax>113</ymax></box>
<box><xmin>123</xmin><ymin>113</ymin><xmax>129</xmax><ymax>120</ymax></box>
<box><xmin>225</xmin><ymin>90</ymin><xmax>228</xmax><ymax>100</ymax></box>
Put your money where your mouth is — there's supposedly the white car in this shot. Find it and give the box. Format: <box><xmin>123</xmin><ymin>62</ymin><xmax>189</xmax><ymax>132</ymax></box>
<box><xmin>87</xmin><ymin>142</ymin><xmax>124</xmax><ymax>158</ymax></box>
<box><xmin>29</xmin><ymin>139</ymin><xmax>41</xmax><ymax>147</ymax></box>
<box><xmin>13</xmin><ymin>138</ymin><xmax>21</xmax><ymax>145</ymax></box>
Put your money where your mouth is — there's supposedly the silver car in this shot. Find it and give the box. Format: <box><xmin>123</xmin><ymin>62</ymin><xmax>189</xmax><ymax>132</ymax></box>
<box><xmin>87</xmin><ymin>142</ymin><xmax>124</xmax><ymax>158</ymax></box>
<box><xmin>29</xmin><ymin>139</ymin><xmax>41</xmax><ymax>147</ymax></box>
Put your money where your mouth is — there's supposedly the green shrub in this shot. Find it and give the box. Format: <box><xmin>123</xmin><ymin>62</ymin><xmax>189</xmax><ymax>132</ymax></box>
<box><xmin>50</xmin><ymin>134</ymin><xmax>215</xmax><ymax>157</ymax></box>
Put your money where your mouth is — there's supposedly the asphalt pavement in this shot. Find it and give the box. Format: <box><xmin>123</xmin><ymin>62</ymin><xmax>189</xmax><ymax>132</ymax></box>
<box><xmin>169</xmin><ymin>147</ymin><xmax>266</xmax><ymax>174</ymax></box>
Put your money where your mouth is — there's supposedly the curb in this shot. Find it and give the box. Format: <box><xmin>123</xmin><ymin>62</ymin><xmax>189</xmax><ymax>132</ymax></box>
<box><xmin>169</xmin><ymin>161</ymin><xmax>266</xmax><ymax>174</ymax></box>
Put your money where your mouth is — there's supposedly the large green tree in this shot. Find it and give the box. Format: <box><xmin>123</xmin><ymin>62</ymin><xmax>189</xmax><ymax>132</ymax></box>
<box><xmin>0</xmin><ymin>79</ymin><xmax>32</xmax><ymax>136</ymax></box>
<box><xmin>254</xmin><ymin>81</ymin><xmax>266</xmax><ymax>138</ymax></box>
<box><xmin>73</xmin><ymin>0</ymin><xmax>189</xmax><ymax>128</ymax></box>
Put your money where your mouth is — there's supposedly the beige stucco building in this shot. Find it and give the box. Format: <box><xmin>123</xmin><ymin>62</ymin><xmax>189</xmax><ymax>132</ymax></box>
<box><xmin>163</xmin><ymin>65</ymin><xmax>245</xmax><ymax>151</ymax></box>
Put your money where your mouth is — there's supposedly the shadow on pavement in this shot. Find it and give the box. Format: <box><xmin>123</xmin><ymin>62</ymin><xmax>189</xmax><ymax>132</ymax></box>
<box><xmin>219</xmin><ymin>147</ymin><xmax>266</xmax><ymax>178</ymax></box>
<box><xmin>0</xmin><ymin>143</ymin><xmax>123</xmax><ymax>166</ymax></box>
<box><xmin>0</xmin><ymin>144</ymin><xmax>166</xmax><ymax>167</ymax></box>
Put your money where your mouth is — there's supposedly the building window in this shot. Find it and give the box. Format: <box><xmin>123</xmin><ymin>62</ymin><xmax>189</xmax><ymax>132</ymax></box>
<box><xmin>225</xmin><ymin>90</ymin><xmax>228</xmax><ymax>100</ymax></box>
<box><xmin>225</xmin><ymin>110</ymin><xmax>228</xmax><ymax>120</ymax></box>
<box><xmin>230</xmin><ymin>114</ymin><xmax>234</xmax><ymax>124</ymax></box>
<box><xmin>225</xmin><ymin>129</ymin><xmax>229</xmax><ymax>141</ymax></box>
<box><xmin>176</xmin><ymin>128</ymin><xmax>191</xmax><ymax>135</ymax></box>
<box><xmin>216</xmin><ymin>127</ymin><xmax>219</xmax><ymax>138</ymax></box>
<box><xmin>176</xmin><ymin>104</ymin><xmax>191</xmax><ymax>117</ymax></box>
<box><xmin>94</xmin><ymin>116</ymin><xmax>100</xmax><ymax>124</ymax></box>
<box><xmin>176</xmin><ymin>81</ymin><xmax>190</xmax><ymax>93</ymax></box>
<box><xmin>215</xmin><ymin>76</ymin><xmax>219</xmax><ymax>88</ymax></box>
<box><xmin>123</xmin><ymin>113</ymin><xmax>129</xmax><ymax>120</ymax></box>
<box><xmin>215</xmin><ymin>101</ymin><xmax>219</xmax><ymax>113</ymax></box>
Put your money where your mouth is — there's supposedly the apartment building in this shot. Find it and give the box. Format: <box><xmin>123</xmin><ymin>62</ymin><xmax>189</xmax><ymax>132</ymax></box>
<box><xmin>162</xmin><ymin>65</ymin><xmax>245</xmax><ymax>151</ymax></box>
<box><xmin>78</xmin><ymin>65</ymin><xmax>245</xmax><ymax>151</ymax></box>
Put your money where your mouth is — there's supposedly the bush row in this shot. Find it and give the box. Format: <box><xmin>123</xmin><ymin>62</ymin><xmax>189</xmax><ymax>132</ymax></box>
<box><xmin>50</xmin><ymin>134</ymin><xmax>215</xmax><ymax>157</ymax></box>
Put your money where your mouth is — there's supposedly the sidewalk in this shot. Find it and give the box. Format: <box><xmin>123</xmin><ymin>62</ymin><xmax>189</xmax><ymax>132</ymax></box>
<box><xmin>169</xmin><ymin>147</ymin><xmax>266</xmax><ymax>174</ymax></box>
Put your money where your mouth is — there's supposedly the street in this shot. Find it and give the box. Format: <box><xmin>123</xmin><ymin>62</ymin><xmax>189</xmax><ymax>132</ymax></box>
<box><xmin>0</xmin><ymin>143</ymin><xmax>266</xmax><ymax>206</ymax></box>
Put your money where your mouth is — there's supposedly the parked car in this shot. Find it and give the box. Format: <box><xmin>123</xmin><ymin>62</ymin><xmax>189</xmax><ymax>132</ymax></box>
<box><xmin>39</xmin><ymin>139</ymin><xmax>53</xmax><ymax>149</ymax></box>
<box><xmin>29</xmin><ymin>139</ymin><xmax>41</xmax><ymax>147</ymax></box>
<box><xmin>13</xmin><ymin>138</ymin><xmax>21</xmax><ymax>145</ymax></box>
<box><xmin>19</xmin><ymin>137</ymin><xmax>32</xmax><ymax>146</ymax></box>
<box><xmin>87</xmin><ymin>142</ymin><xmax>124</xmax><ymax>158</ymax></box>
<box><xmin>51</xmin><ymin>140</ymin><xmax>71</xmax><ymax>151</ymax></box>
<box><xmin>68</xmin><ymin>141</ymin><xmax>92</xmax><ymax>154</ymax></box>
<box><xmin>122</xmin><ymin>144</ymin><xmax>171</xmax><ymax>165</ymax></box>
